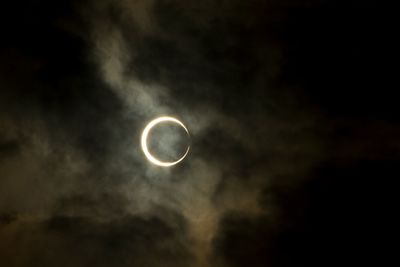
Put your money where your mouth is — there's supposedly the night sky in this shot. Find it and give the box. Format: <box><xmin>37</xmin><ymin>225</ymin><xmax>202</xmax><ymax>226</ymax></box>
<box><xmin>0</xmin><ymin>1</ymin><xmax>395</xmax><ymax>267</ymax></box>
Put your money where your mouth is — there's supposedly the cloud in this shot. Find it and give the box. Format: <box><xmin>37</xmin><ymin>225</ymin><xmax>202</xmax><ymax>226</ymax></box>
<box><xmin>0</xmin><ymin>214</ymin><xmax>192</xmax><ymax>267</ymax></box>
<box><xmin>84</xmin><ymin>1</ymin><xmax>328</xmax><ymax>266</ymax></box>
<box><xmin>2</xmin><ymin>0</ymin><xmax>391</xmax><ymax>266</ymax></box>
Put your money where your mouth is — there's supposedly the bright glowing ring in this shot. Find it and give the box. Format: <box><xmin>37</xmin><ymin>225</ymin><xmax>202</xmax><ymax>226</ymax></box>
<box><xmin>141</xmin><ymin>116</ymin><xmax>190</xmax><ymax>167</ymax></box>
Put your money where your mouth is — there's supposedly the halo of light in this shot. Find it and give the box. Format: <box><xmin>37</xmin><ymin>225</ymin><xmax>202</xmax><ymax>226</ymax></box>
<box><xmin>141</xmin><ymin>116</ymin><xmax>190</xmax><ymax>167</ymax></box>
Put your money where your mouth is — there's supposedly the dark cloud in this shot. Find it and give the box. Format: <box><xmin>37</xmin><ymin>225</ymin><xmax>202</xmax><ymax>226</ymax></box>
<box><xmin>213</xmin><ymin>158</ymin><xmax>398</xmax><ymax>267</ymax></box>
<box><xmin>1</xmin><ymin>214</ymin><xmax>192</xmax><ymax>267</ymax></box>
<box><xmin>0</xmin><ymin>0</ymin><xmax>395</xmax><ymax>266</ymax></box>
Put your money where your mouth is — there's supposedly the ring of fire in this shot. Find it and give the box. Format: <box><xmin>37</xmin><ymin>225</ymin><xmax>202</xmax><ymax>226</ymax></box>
<box><xmin>141</xmin><ymin>116</ymin><xmax>190</xmax><ymax>167</ymax></box>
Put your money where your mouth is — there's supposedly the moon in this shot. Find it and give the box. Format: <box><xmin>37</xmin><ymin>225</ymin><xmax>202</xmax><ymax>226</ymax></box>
<box><xmin>141</xmin><ymin>116</ymin><xmax>190</xmax><ymax>167</ymax></box>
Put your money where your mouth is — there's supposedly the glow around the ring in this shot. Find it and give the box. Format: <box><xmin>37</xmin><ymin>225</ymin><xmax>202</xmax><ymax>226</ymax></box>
<box><xmin>141</xmin><ymin>116</ymin><xmax>190</xmax><ymax>167</ymax></box>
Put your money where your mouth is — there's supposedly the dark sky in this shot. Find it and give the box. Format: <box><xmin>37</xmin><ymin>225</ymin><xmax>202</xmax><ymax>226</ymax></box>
<box><xmin>0</xmin><ymin>0</ymin><xmax>396</xmax><ymax>266</ymax></box>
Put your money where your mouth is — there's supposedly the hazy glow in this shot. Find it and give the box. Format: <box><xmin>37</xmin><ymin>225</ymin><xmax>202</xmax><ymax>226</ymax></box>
<box><xmin>141</xmin><ymin>116</ymin><xmax>190</xmax><ymax>167</ymax></box>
